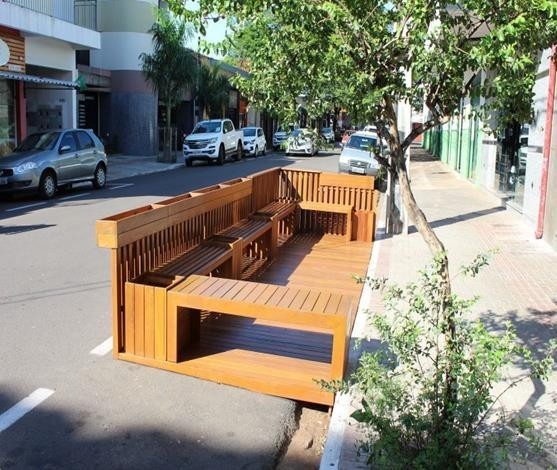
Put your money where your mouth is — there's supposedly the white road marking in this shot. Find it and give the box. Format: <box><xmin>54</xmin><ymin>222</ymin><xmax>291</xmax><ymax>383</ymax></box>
<box><xmin>109</xmin><ymin>183</ymin><xmax>134</xmax><ymax>190</ymax></box>
<box><xmin>0</xmin><ymin>388</ymin><xmax>54</xmax><ymax>433</ymax></box>
<box><xmin>59</xmin><ymin>193</ymin><xmax>91</xmax><ymax>201</ymax></box>
<box><xmin>90</xmin><ymin>336</ymin><xmax>113</xmax><ymax>356</ymax></box>
<box><xmin>5</xmin><ymin>202</ymin><xmax>46</xmax><ymax>212</ymax></box>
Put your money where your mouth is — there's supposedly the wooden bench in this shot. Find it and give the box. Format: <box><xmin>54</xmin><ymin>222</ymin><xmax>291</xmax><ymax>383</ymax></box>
<box><xmin>160</xmin><ymin>274</ymin><xmax>355</xmax><ymax>405</ymax></box>
<box><xmin>298</xmin><ymin>200</ymin><xmax>354</xmax><ymax>241</ymax></box>
<box><xmin>217</xmin><ymin>217</ymin><xmax>273</xmax><ymax>278</ymax></box>
<box><xmin>154</xmin><ymin>239</ymin><xmax>235</xmax><ymax>279</ymax></box>
<box><xmin>253</xmin><ymin>200</ymin><xmax>298</xmax><ymax>256</ymax></box>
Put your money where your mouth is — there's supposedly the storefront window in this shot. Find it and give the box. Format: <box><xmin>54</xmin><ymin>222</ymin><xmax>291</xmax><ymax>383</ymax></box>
<box><xmin>494</xmin><ymin>122</ymin><xmax>528</xmax><ymax>209</ymax></box>
<box><xmin>0</xmin><ymin>79</ymin><xmax>16</xmax><ymax>156</ymax></box>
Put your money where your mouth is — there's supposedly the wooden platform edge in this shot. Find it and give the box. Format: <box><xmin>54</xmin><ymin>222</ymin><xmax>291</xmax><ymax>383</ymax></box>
<box><xmin>118</xmin><ymin>352</ymin><xmax>334</xmax><ymax>406</ymax></box>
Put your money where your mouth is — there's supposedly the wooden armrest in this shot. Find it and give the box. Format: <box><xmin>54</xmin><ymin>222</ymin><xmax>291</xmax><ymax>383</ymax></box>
<box><xmin>298</xmin><ymin>201</ymin><xmax>353</xmax><ymax>214</ymax></box>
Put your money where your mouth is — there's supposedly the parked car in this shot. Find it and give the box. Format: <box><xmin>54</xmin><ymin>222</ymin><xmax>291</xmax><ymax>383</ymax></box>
<box><xmin>242</xmin><ymin>127</ymin><xmax>267</xmax><ymax>157</ymax></box>
<box><xmin>183</xmin><ymin>119</ymin><xmax>243</xmax><ymax>166</ymax></box>
<box><xmin>340</xmin><ymin>130</ymin><xmax>356</xmax><ymax>148</ymax></box>
<box><xmin>285</xmin><ymin>129</ymin><xmax>318</xmax><ymax>156</ymax></box>
<box><xmin>338</xmin><ymin>131</ymin><xmax>381</xmax><ymax>176</ymax></box>
<box><xmin>0</xmin><ymin>129</ymin><xmax>107</xmax><ymax>199</ymax></box>
<box><xmin>321</xmin><ymin>127</ymin><xmax>335</xmax><ymax>143</ymax></box>
<box><xmin>272</xmin><ymin>125</ymin><xmax>292</xmax><ymax>150</ymax></box>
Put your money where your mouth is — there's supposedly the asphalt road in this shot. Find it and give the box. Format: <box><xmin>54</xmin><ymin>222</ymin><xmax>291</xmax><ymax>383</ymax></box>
<box><xmin>0</xmin><ymin>150</ymin><xmax>339</xmax><ymax>469</ymax></box>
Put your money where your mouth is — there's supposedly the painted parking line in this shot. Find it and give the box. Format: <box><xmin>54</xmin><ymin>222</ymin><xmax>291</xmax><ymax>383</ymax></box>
<box><xmin>5</xmin><ymin>202</ymin><xmax>47</xmax><ymax>212</ymax></box>
<box><xmin>90</xmin><ymin>336</ymin><xmax>113</xmax><ymax>356</ymax></box>
<box><xmin>59</xmin><ymin>192</ymin><xmax>91</xmax><ymax>201</ymax></box>
<box><xmin>0</xmin><ymin>388</ymin><xmax>54</xmax><ymax>433</ymax></box>
<box><xmin>109</xmin><ymin>183</ymin><xmax>134</xmax><ymax>191</ymax></box>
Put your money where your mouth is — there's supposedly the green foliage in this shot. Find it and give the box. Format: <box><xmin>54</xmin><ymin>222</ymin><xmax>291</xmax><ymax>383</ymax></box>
<box><xmin>345</xmin><ymin>256</ymin><xmax>556</xmax><ymax>468</ymax></box>
<box><xmin>139</xmin><ymin>9</ymin><xmax>196</xmax><ymax>124</ymax></box>
<box><xmin>169</xmin><ymin>0</ymin><xmax>557</xmax><ymax>152</ymax></box>
<box><xmin>197</xmin><ymin>63</ymin><xmax>231</xmax><ymax>119</ymax></box>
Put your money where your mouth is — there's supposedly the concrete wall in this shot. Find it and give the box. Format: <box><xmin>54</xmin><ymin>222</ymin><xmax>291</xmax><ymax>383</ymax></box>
<box><xmin>542</xmin><ymin>75</ymin><xmax>557</xmax><ymax>249</ymax></box>
<box><xmin>26</xmin><ymin>36</ymin><xmax>75</xmax><ymax>70</ymax></box>
<box><xmin>424</xmin><ymin>52</ymin><xmax>555</xmax><ymax>243</ymax></box>
<box><xmin>90</xmin><ymin>0</ymin><xmax>158</xmax><ymax>155</ymax></box>
<box><xmin>0</xmin><ymin>1</ymin><xmax>99</xmax><ymax>49</ymax></box>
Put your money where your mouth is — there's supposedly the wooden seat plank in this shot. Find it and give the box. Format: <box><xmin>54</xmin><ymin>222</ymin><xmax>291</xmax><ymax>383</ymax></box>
<box><xmin>324</xmin><ymin>294</ymin><xmax>343</xmax><ymax>314</ymax></box>
<box><xmin>244</xmin><ymin>283</ymin><xmax>270</xmax><ymax>303</ymax></box>
<box><xmin>289</xmin><ymin>289</ymin><xmax>311</xmax><ymax>310</ymax></box>
<box><xmin>189</xmin><ymin>277</ymin><xmax>220</xmax><ymax>296</ymax></box>
<box><xmin>266</xmin><ymin>286</ymin><xmax>289</xmax><ymax>306</ymax></box>
<box><xmin>301</xmin><ymin>290</ymin><xmax>321</xmax><ymax>312</ymax></box>
<box><xmin>276</xmin><ymin>288</ymin><xmax>300</xmax><ymax>309</ymax></box>
<box><xmin>312</xmin><ymin>292</ymin><xmax>332</xmax><ymax>313</ymax></box>
<box><xmin>256</xmin><ymin>285</ymin><xmax>280</xmax><ymax>305</ymax></box>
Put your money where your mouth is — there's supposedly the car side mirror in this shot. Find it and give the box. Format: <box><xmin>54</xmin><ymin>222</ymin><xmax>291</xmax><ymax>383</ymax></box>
<box><xmin>59</xmin><ymin>145</ymin><xmax>71</xmax><ymax>154</ymax></box>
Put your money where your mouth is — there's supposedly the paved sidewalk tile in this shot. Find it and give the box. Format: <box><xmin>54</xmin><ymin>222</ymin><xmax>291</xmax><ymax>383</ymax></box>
<box><xmin>330</xmin><ymin>150</ymin><xmax>557</xmax><ymax>468</ymax></box>
<box><xmin>106</xmin><ymin>154</ymin><xmax>184</xmax><ymax>181</ymax></box>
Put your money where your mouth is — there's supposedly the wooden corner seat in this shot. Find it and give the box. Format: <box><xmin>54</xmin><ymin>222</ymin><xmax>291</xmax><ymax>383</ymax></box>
<box><xmin>298</xmin><ymin>201</ymin><xmax>354</xmax><ymax>241</ymax></box>
<box><xmin>164</xmin><ymin>275</ymin><xmax>356</xmax><ymax>405</ymax></box>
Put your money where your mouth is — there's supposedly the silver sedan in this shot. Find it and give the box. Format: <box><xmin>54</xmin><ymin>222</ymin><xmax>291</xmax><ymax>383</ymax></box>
<box><xmin>0</xmin><ymin>129</ymin><xmax>107</xmax><ymax>199</ymax></box>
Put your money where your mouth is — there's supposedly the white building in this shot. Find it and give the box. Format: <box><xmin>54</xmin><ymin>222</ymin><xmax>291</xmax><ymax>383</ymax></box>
<box><xmin>0</xmin><ymin>0</ymin><xmax>100</xmax><ymax>155</ymax></box>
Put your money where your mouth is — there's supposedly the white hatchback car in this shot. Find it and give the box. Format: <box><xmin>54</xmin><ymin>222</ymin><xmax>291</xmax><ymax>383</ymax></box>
<box><xmin>338</xmin><ymin>131</ymin><xmax>381</xmax><ymax>176</ymax></box>
<box><xmin>242</xmin><ymin>127</ymin><xmax>267</xmax><ymax>157</ymax></box>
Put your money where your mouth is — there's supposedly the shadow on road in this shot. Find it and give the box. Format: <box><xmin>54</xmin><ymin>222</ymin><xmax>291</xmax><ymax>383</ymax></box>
<box><xmin>0</xmin><ymin>388</ymin><xmax>297</xmax><ymax>470</ymax></box>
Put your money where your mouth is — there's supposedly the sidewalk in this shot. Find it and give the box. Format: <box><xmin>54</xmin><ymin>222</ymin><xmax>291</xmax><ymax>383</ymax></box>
<box><xmin>106</xmin><ymin>153</ymin><xmax>184</xmax><ymax>182</ymax></box>
<box><xmin>321</xmin><ymin>148</ymin><xmax>557</xmax><ymax>468</ymax></box>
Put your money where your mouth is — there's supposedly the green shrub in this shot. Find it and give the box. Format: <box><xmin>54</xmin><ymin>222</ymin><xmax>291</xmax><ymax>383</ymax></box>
<box><xmin>340</xmin><ymin>253</ymin><xmax>555</xmax><ymax>468</ymax></box>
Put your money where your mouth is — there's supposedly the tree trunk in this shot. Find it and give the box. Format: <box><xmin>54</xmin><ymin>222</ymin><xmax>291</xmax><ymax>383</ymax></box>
<box><xmin>160</xmin><ymin>99</ymin><xmax>174</xmax><ymax>163</ymax></box>
<box><xmin>396</xmin><ymin>157</ymin><xmax>456</xmax><ymax>428</ymax></box>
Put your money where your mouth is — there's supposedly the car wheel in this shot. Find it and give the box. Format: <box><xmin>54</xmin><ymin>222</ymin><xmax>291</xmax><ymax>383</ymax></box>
<box><xmin>263</xmin><ymin>145</ymin><xmax>267</xmax><ymax>155</ymax></box>
<box><xmin>235</xmin><ymin>142</ymin><xmax>243</xmax><ymax>161</ymax></box>
<box><xmin>217</xmin><ymin>145</ymin><xmax>225</xmax><ymax>166</ymax></box>
<box><xmin>92</xmin><ymin>163</ymin><xmax>107</xmax><ymax>189</ymax></box>
<box><xmin>185</xmin><ymin>158</ymin><xmax>193</xmax><ymax>167</ymax></box>
<box><xmin>39</xmin><ymin>171</ymin><xmax>57</xmax><ymax>199</ymax></box>
<box><xmin>254</xmin><ymin>145</ymin><xmax>259</xmax><ymax>158</ymax></box>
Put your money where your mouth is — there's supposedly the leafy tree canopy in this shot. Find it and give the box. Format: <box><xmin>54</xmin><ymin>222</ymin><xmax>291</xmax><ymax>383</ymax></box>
<box><xmin>170</xmin><ymin>0</ymin><xmax>557</xmax><ymax>152</ymax></box>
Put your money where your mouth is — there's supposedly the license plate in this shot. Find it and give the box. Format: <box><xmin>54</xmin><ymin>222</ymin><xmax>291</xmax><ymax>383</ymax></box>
<box><xmin>0</xmin><ymin>177</ymin><xmax>7</xmax><ymax>185</ymax></box>
<box><xmin>351</xmin><ymin>167</ymin><xmax>365</xmax><ymax>174</ymax></box>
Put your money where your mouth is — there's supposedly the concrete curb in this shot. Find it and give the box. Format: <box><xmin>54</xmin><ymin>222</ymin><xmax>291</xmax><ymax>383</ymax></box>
<box><xmin>319</xmin><ymin>193</ymin><xmax>387</xmax><ymax>469</ymax></box>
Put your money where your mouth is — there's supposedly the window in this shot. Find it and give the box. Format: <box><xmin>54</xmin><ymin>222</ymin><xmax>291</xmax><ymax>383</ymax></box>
<box><xmin>77</xmin><ymin>131</ymin><xmax>95</xmax><ymax>149</ymax></box>
<box><xmin>224</xmin><ymin>121</ymin><xmax>234</xmax><ymax>133</ymax></box>
<box><xmin>347</xmin><ymin>135</ymin><xmax>377</xmax><ymax>150</ymax></box>
<box><xmin>59</xmin><ymin>133</ymin><xmax>77</xmax><ymax>152</ymax></box>
<box><xmin>258</xmin><ymin>129</ymin><xmax>263</xmax><ymax>137</ymax></box>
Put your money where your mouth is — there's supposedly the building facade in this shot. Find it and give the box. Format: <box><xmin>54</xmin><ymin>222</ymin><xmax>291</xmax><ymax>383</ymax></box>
<box><xmin>0</xmin><ymin>0</ymin><xmax>100</xmax><ymax>155</ymax></box>
<box><xmin>424</xmin><ymin>50</ymin><xmax>557</xmax><ymax>250</ymax></box>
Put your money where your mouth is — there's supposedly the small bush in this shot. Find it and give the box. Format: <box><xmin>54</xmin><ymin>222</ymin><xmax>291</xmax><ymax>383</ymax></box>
<box><xmin>340</xmin><ymin>254</ymin><xmax>555</xmax><ymax>468</ymax></box>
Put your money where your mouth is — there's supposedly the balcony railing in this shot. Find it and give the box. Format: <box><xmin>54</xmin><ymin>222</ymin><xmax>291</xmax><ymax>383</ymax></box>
<box><xmin>4</xmin><ymin>0</ymin><xmax>97</xmax><ymax>30</ymax></box>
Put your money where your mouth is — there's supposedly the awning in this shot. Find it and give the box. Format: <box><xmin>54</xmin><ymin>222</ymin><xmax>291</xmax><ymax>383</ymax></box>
<box><xmin>0</xmin><ymin>71</ymin><xmax>79</xmax><ymax>89</ymax></box>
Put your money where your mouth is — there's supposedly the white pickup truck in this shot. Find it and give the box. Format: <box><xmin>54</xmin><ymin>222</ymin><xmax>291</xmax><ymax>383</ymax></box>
<box><xmin>183</xmin><ymin>119</ymin><xmax>244</xmax><ymax>166</ymax></box>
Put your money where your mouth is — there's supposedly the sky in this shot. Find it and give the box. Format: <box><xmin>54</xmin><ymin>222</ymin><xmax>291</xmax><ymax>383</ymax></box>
<box><xmin>181</xmin><ymin>1</ymin><xmax>228</xmax><ymax>59</ymax></box>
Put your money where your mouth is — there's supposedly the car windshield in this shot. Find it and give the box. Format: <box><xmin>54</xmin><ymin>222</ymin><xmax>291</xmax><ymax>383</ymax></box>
<box><xmin>291</xmin><ymin>129</ymin><xmax>302</xmax><ymax>137</ymax></box>
<box><xmin>322</xmin><ymin>128</ymin><xmax>332</xmax><ymax>133</ymax></box>
<box><xmin>347</xmin><ymin>135</ymin><xmax>377</xmax><ymax>150</ymax></box>
<box><xmin>14</xmin><ymin>132</ymin><xmax>60</xmax><ymax>152</ymax></box>
<box><xmin>243</xmin><ymin>128</ymin><xmax>256</xmax><ymax>137</ymax></box>
<box><xmin>192</xmin><ymin>122</ymin><xmax>221</xmax><ymax>134</ymax></box>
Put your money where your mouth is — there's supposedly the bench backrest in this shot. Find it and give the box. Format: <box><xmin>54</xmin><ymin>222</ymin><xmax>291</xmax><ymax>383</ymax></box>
<box><xmin>96</xmin><ymin>178</ymin><xmax>253</xmax><ymax>354</ymax></box>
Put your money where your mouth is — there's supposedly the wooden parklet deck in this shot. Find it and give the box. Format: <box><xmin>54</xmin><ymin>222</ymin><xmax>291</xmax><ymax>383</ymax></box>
<box><xmin>96</xmin><ymin>168</ymin><xmax>377</xmax><ymax>406</ymax></box>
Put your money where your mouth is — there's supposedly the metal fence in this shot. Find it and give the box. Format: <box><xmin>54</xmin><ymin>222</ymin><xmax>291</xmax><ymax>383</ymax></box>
<box><xmin>4</xmin><ymin>0</ymin><xmax>97</xmax><ymax>30</ymax></box>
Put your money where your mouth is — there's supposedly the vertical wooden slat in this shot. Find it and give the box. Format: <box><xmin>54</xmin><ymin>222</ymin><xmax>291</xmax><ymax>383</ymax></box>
<box><xmin>144</xmin><ymin>285</ymin><xmax>155</xmax><ymax>359</ymax></box>
<box><xmin>134</xmin><ymin>284</ymin><xmax>145</xmax><ymax>356</ymax></box>
<box><xmin>124</xmin><ymin>282</ymin><xmax>135</xmax><ymax>354</ymax></box>
<box><xmin>112</xmin><ymin>250</ymin><xmax>122</xmax><ymax>357</ymax></box>
<box><xmin>154</xmin><ymin>285</ymin><xmax>167</xmax><ymax>360</ymax></box>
